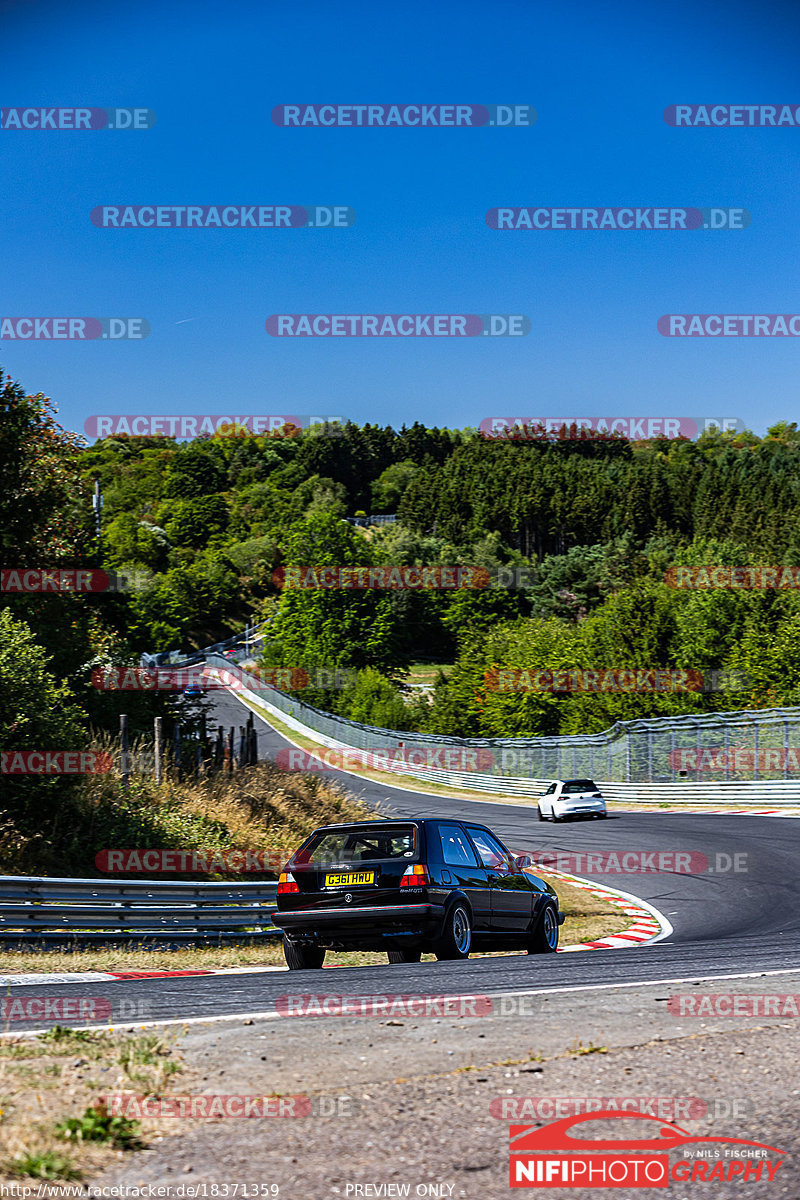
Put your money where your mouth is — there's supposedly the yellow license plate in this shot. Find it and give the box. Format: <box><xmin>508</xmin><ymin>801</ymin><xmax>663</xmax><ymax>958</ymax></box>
<box><xmin>325</xmin><ymin>871</ymin><xmax>375</xmax><ymax>888</ymax></box>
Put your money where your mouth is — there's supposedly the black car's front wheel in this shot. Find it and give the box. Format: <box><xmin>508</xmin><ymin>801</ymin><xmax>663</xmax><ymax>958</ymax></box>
<box><xmin>527</xmin><ymin>903</ymin><xmax>559</xmax><ymax>954</ymax></box>
<box><xmin>283</xmin><ymin>937</ymin><xmax>326</xmax><ymax>970</ymax></box>
<box><xmin>387</xmin><ymin>948</ymin><xmax>422</xmax><ymax>964</ymax></box>
<box><xmin>434</xmin><ymin>903</ymin><xmax>472</xmax><ymax>960</ymax></box>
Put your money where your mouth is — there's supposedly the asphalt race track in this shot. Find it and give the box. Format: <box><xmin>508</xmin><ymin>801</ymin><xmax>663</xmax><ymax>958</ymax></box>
<box><xmin>7</xmin><ymin>688</ymin><xmax>800</xmax><ymax>1031</ymax></box>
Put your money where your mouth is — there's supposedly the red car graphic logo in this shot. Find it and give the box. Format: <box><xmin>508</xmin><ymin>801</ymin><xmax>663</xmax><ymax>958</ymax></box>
<box><xmin>510</xmin><ymin>1111</ymin><xmax>785</xmax><ymax>1155</ymax></box>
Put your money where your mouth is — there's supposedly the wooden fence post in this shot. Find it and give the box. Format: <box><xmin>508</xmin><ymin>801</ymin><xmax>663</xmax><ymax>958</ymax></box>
<box><xmin>174</xmin><ymin>721</ymin><xmax>182</xmax><ymax>782</ymax></box>
<box><xmin>154</xmin><ymin>716</ymin><xmax>163</xmax><ymax>785</ymax></box>
<box><xmin>120</xmin><ymin>714</ymin><xmax>130</xmax><ymax>793</ymax></box>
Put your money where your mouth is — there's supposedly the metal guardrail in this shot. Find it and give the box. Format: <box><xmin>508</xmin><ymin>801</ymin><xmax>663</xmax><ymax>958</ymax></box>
<box><xmin>213</xmin><ymin>659</ymin><xmax>800</xmax><ymax>805</ymax></box>
<box><xmin>0</xmin><ymin>876</ymin><xmax>281</xmax><ymax>945</ymax></box>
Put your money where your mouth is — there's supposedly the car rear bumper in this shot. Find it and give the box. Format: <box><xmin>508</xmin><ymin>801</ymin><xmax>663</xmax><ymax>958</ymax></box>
<box><xmin>273</xmin><ymin>902</ymin><xmax>445</xmax><ymax>944</ymax></box>
<box><xmin>558</xmin><ymin>802</ymin><xmax>606</xmax><ymax>814</ymax></box>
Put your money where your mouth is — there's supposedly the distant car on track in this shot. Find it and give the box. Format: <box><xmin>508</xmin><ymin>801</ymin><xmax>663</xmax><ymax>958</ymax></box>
<box><xmin>273</xmin><ymin>817</ymin><xmax>563</xmax><ymax>969</ymax></box>
<box><xmin>537</xmin><ymin>778</ymin><xmax>607</xmax><ymax>822</ymax></box>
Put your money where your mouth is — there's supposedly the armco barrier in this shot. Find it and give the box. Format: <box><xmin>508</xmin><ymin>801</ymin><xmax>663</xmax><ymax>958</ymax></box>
<box><xmin>0</xmin><ymin>876</ymin><xmax>280</xmax><ymax>945</ymax></box>
<box><xmin>202</xmin><ymin>656</ymin><xmax>800</xmax><ymax>805</ymax></box>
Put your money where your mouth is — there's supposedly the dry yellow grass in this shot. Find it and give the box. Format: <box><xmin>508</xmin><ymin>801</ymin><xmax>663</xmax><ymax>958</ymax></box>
<box><xmin>0</xmin><ymin>1026</ymin><xmax>190</xmax><ymax>1184</ymax></box>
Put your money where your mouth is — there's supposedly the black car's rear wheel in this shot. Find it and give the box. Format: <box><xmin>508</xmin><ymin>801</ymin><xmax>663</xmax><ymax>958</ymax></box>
<box><xmin>283</xmin><ymin>937</ymin><xmax>326</xmax><ymax>970</ymax></box>
<box><xmin>387</xmin><ymin>948</ymin><xmax>422</xmax><ymax>964</ymax></box>
<box><xmin>434</xmin><ymin>903</ymin><xmax>471</xmax><ymax>960</ymax></box>
<box><xmin>527</xmin><ymin>903</ymin><xmax>559</xmax><ymax>954</ymax></box>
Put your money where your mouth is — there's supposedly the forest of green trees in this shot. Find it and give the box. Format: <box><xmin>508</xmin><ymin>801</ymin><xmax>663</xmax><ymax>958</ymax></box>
<box><xmin>5</xmin><ymin>365</ymin><xmax>800</xmax><ymax>790</ymax></box>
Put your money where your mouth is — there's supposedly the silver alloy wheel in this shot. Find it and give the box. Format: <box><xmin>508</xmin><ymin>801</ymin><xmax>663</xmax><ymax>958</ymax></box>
<box><xmin>452</xmin><ymin>905</ymin><xmax>471</xmax><ymax>954</ymax></box>
<box><xmin>542</xmin><ymin>905</ymin><xmax>558</xmax><ymax>949</ymax></box>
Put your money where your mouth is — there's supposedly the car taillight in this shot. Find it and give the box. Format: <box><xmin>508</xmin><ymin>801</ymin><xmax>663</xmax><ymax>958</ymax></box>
<box><xmin>277</xmin><ymin>871</ymin><xmax>299</xmax><ymax>894</ymax></box>
<box><xmin>400</xmin><ymin>864</ymin><xmax>430</xmax><ymax>887</ymax></box>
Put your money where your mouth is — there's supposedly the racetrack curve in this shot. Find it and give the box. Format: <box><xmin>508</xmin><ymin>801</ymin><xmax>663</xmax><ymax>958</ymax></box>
<box><xmin>7</xmin><ymin>689</ymin><xmax>800</xmax><ymax>1032</ymax></box>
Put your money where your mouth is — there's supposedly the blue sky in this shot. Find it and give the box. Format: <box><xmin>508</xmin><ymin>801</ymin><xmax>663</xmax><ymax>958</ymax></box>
<box><xmin>1</xmin><ymin>0</ymin><xmax>799</xmax><ymax>441</ymax></box>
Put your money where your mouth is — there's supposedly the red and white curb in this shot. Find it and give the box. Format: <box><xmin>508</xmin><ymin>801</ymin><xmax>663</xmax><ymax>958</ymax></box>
<box><xmin>615</xmin><ymin>806</ymin><xmax>800</xmax><ymax>817</ymax></box>
<box><xmin>0</xmin><ymin>965</ymin><xmax>286</xmax><ymax>988</ymax></box>
<box><xmin>520</xmin><ymin>864</ymin><xmax>672</xmax><ymax>951</ymax></box>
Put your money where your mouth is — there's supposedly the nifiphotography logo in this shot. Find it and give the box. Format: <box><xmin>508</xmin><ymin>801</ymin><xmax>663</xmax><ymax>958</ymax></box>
<box><xmin>508</xmin><ymin>1111</ymin><xmax>786</xmax><ymax>1188</ymax></box>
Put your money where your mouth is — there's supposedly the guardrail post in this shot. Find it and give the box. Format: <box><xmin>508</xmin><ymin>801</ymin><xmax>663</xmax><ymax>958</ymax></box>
<box><xmin>785</xmin><ymin>718</ymin><xmax>791</xmax><ymax>780</ymax></box>
<box><xmin>724</xmin><ymin>721</ymin><xmax>730</xmax><ymax>782</ymax></box>
<box><xmin>214</xmin><ymin>726</ymin><xmax>224</xmax><ymax>771</ymax></box>
<box><xmin>120</xmin><ymin>714</ymin><xmax>130</xmax><ymax>793</ymax></box>
<box><xmin>154</xmin><ymin>717</ymin><xmax>163</xmax><ymax>785</ymax></box>
<box><xmin>239</xmin><ymin>726</ymin><xmax>246</xmax><ymax>768</ymax></box>
<box><xmin>647</xmin><ymin>729</ymin><xmax>653</xmax><ymax>782</ymax></box>
<box><xmin>249</xmin><ymin>726</ymin><xmax>258</xmax><ymax>764</ymax></box>
<box><xmin>625</xmin><ymin>733</ymin><xmax>631</xmax><ymax>783</ymax></box>
<box><xmin>227</xmin><ymin>727</ymin><xmax>235</xmax><ymax>773</ymax></box>
<box><xmin>671</xmin><ymin>726</ymin><xmax>676</xmax><ymax>782</ymax></box>
<box><xmin>753</xmin><ymin>720</ymin><xmax>759</xmax><ymax>780</ymax></box>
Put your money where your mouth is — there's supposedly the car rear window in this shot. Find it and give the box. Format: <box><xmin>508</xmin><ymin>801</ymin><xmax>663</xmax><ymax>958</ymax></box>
<box><xmin>290</xmin><ymin>825</ymin><xmax>418</xmax><ymax>867</ymax></box>
<box><xmin>562</xmin><ymin>779</ymin><xmax>598</xmax><ymax>793</ymax></box>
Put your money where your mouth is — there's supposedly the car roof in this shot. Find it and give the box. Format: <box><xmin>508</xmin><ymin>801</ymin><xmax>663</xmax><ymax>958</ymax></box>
<box><xmin>306</xmin><ymin>817</ymin><xmax>495</xmax><ymax>834</ymax></box>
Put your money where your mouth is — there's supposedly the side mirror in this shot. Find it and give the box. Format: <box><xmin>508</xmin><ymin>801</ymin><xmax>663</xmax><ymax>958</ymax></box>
<box><xmin>515</xmin><ymin>854</ymin><xmax>532</xmax><ymax>871</ymax></box>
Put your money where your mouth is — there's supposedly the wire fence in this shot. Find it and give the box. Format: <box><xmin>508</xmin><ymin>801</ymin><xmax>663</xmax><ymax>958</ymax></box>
<box><xmin>200</xmin><ymin>655</ymin><xmax>800</xmax><ymax>784</ymax></box>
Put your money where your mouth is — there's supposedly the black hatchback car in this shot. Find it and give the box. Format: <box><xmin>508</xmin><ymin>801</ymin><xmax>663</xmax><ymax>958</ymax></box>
<box><xmin>272</xmin><ymin>817</ymin><xmax>564</xmax><ymax>969</ymax></box>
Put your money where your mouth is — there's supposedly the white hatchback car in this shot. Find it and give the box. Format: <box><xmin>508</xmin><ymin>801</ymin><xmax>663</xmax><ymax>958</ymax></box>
<box><xmin>537</xmin><ymin>778</ymin><xmax>607</xmax><ymax>822</ymax></box>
